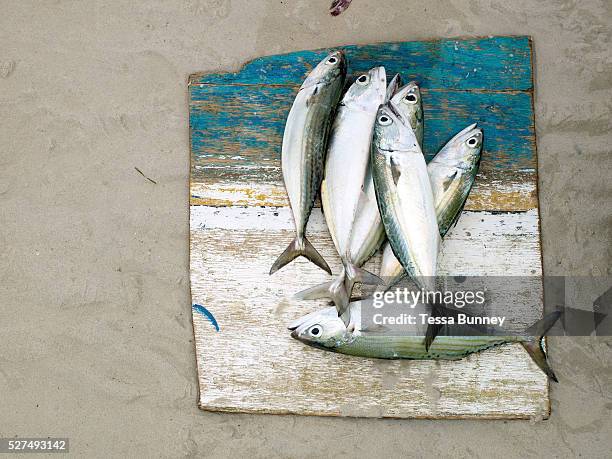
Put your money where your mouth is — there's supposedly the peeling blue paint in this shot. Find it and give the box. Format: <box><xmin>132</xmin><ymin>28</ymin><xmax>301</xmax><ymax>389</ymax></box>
<box><xmin>189</xmin><ymin>37</ymin><xmax>536</xmax><ymax>185</ymax></box>
<box><xmin>192</xmin><ymin>304</ymin><xmax>220</xmax><ymax>332</ymax></box>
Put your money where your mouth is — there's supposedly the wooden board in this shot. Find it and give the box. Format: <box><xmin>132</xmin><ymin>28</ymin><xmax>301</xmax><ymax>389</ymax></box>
<box><xmin>189</xmin><ymin>36</ymin><xmax>549</xmax><ymax>418</ymax></box>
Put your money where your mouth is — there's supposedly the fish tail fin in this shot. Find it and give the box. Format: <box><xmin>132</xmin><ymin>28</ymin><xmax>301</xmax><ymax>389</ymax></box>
<box><xmin>269</xmin><ymin>236</ymin><xmax>332</xmax><ymax>275</ymax></box>
<box><xmin>294</xmin><ymin>281</ymin><xmax>335</xmax><ymax>301</ymax></box>
<box><xmin>521</xmin><ymin>310</ymin><xmax>563</xmax><ymax>382</ymax></box>
<box><xmin>344</xmin><ymin>262</ymin><xmax>383</xmax><ymax>294</ymax></box>
<box><xmin>300</xmin><ymin>237</ymin><xmax>332</xmax><ymax>274</ymax></box>
<box><xmin>294</xmin><ymin>275</ymin><xmax>350</xmax><ymax>315</ymax></box>
<box><xmin>520</xmin><ymin>341</ymin><xmax>559</xmax><ymax>383</ymax></box>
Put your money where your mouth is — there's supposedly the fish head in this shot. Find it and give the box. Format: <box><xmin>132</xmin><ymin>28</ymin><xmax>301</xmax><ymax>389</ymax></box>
<box><xmin>373</xmin><ymin>104</ymin><xmax>421</xmax><ymax>153</ymax></box>
<box><xmin>390</xmin><ymin>82</ymin><xmax>423</xmax><ymax>137</ymax></box>
<box><xmin>442</xmin><ymin>123</ymin><xmax>483</xmax><ymax>166</ymax></box>
<box><xmin>342</xmin><ymin>66</ymin><xmax>388</xmax><ymax>111</ymax></box>
<box><xmin>301</xmin><ymin>50</ymin><xmax>347</xmax><ymax>90</ymax></box>
<box><xmin>289</xmin><ymin>307</ymin><xmax>347</xmax><ymax>350</ymax></box>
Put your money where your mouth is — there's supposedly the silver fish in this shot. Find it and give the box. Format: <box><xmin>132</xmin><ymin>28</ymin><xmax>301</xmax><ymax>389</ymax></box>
<box><xmin>380</xmin><ymin>123</ymin><xmax>483</xmax><ymax>283</ymax></box>
<box><xmin>288</xmin><ymin>301</ymin><xmax>559</xmax><ymax>381</ymax></box>
<box><xmin>371</xmin><ymin>104</ymin><xmax>440</xmax><ymax>291</ymax></box>
<box><xmin>347</xmin><ymin>81</ymin><xmax>425</xmax><ymax>284</ymax></box>
<box><xmin>322</xmin><ymin>66</ymin><xmax>387</xmax><ymax>263</ymax></box>
<box><xmin>270</xmin><ymin>51</ymin><xmax>347</xmax><ymax>275</ymax></box>
<box><xmin>295</xmin><ymin>68</ymin><xmax>389</xmax><ymax>310</ymax></box>
<box><xmin>344</xmin><ymin>80</ymin><xmax>424</xmax><ymax>268</ymax></box>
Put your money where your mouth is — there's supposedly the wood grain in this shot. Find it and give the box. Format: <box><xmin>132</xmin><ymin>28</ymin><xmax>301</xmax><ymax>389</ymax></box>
<box><xmin>189</xmin><ymin>168</ymin><xmax>537</xmax><ymax>210</ymax></box>
<box><xmin>190</xmin><ymin>207</ymin><xmax>548</xmax><ymax>418</ymax></box>
<box><xmin>190</xmin><ymin>88</ymin><xmax>536</xmax><ymax>186</ymax></box>
<box><xmin>189</xmin><ymin>36</ymin><xmax>548</xmax><ymax>418</ymax></box>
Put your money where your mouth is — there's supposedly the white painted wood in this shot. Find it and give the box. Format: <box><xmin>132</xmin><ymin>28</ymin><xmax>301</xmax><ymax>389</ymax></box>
<box><xmin>190</xmin><ymin>205</ymin><xmax>548</xmax><ymax>418</ymax></box>
<box><xmin>189</xmin><ymin>207</ymin><xmax>543</xmax><ymax>276</ymax></box>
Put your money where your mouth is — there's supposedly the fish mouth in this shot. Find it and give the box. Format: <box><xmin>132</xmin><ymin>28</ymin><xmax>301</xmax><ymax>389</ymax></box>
<box><xmin>456</xmin><ymin>126</ymin><xmax>483</xmax><ymax>147</ymax></box>
<box><xmin>450</xmin><ymin>123</ymin><xmax>479</xmax><ymax>142</ymax></box>
<box><xmin>287</xmin><ymin>311</ymin><xmax>315</xmax><ymax>331</ymax></box>
<box><xmin>370</xmin><ymin>66</ymin><xmax>388</xmax><ymax>101</ymax></box>
<box><xmin>377</xmin><ymin>103</ymin><xmax>394</xmax><ymax>117</ymax></box>
<box><xmin>370</xmin><ymin>66</ymin><xmax>387</xmax><ymax>84</ymax></box>
<box><xmin>287</xmin><ymin>318</ymin><xmax>304</xmax><ymax>331</ymax></box>
<box><xmin>289</xmin><ymin>325</ymin><xmax>309</xmax><ymax>343</ymax></box>
<box><xmin>287</xmin><ymin>306</ymin><xmax>337</xmax><ymax>331</ymax></box>
<box><xmin>289</xmin><ymin>329</ymin><xmax>331</xmax><ymax>352</ymax></box>
<box><xmin>330</xmin><ymin>49</ymin><xmax>346</xmax><ymax>60</ymax></box>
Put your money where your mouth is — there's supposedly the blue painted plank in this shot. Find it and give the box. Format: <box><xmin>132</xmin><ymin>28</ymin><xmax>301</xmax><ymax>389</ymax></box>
<box><xmin>190</xmin><ymin>36</ymin><xmax>532</xmax><ymax>91</ymax></box>
<box><xmin>190</xmin><ymin>85</ymin><xmax>535</xmax><ymax>184</ymax></box>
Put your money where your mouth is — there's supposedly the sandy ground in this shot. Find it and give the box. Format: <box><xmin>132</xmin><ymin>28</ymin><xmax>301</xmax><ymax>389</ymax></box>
<box><xmin>1</xmin><ymin>0</ymin><xmax>611</xmax><ymax>457</ymax></box>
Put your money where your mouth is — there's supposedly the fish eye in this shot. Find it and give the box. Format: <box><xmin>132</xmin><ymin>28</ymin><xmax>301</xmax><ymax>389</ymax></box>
<box><xmin>356</xmin><ymin>74</ymin><xmax>369</xmax><ymax>85</ymax></box>
<box><xmin>378</xmin><ymin>114</ymin><xmax>392</xmax><ymax>125</ymax></box>
<box><xmin>326</xmin><ymin>56</ymin><xmax>338</xmax><ymax>65</ymax></box>
<box><xmin>404</xmin><ymin>92</ymin><xmax>418</xmax><ymax>104</ymax></box>
<box><xmin>466</xmin><ymin>136</ymin><xmax>480</xmax><ymax>147</ymax></box>
<box><xmin>308</xmin><ymin>325</ymin><xmax>322</xmax><ymax>337</ymax></box>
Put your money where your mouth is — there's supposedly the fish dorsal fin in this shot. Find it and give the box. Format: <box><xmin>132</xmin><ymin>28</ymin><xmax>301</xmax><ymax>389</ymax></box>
<box><xmin>390</xmin><ymin>156</ymin><xmax>402</xmax><ymax>185</ymax></box>
<box><xmin>355</xmin><ymin>187</ymin><xmax>375</xmax><ymax>213</ymax></box>
<box><xmin>361</xmin><ymin>323</ymin><xmax>390</xmax><ymax>334</ymax></box>
<box><xmin>443</xmin><ymin>170</ymin><xmax>459</xmax><ymax>191</ymax></box>
<box><xmin>305</xmin><ymin>85</ymin><xmax>319</xmax><ymax>107</ymax></box>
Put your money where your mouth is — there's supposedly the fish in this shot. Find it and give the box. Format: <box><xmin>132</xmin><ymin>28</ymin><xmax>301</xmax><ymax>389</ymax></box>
<box><xmin>295</xmin><ymin>74</ymin><xmax>402</xmax><ymax>315</ymax></box>
<box><xmin>371</xmin><ymin>103</ymin><xmax>440</xmax><ymax>291</ymax></box>
<box><xmin>322</xmin><ymin>67</ymin><xmax>388</xmax><ymax>268</ymax></box>
<box><xmin>343</xmin><ymin>80</ymin><xmax>425</xmax><ymax>280</ymax></box>
<box><xmin>269</xmin><ymin>50</ymin><xmax>347</xmax><ymax>276</ymax></box>
<box><xmin>288</xmin><ymin>301</ymin><xmax>560</xmax><ymax>381</ymax></box>
<box><xmin>380</xmin><ymin>123</ymin><xmax>483</xmax><ymax>285</ymax></box>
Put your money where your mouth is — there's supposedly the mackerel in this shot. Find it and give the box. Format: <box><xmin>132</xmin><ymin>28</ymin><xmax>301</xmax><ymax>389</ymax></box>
<box><xmin>371</xmin><ymin>103</ymin><xmax>439</xmax><ymax>291</ymax></box>
<box><xmin>288</xmin><ymin>301</ymin><xmax>559</xmax><ymax>381</ymax></box>
<box><xmin>295</xmin><ymin>74</ymin><xmax>400</xmax><ymax>313</ymax></box>
<box><xmin>269</xmin><ymin>51</ymin><xmax>347</xmax><ymax>275</ymax></box>
<box><xmin>380</xmin><ymin>123</ymin><xmax>483</xmax><ymax>284</ymax></box>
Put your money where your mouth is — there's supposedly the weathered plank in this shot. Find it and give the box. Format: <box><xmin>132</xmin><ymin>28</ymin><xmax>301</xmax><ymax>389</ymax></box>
<box><xmin>193</xmin><ymin>314</ymin><xmax>548</xmax><ymax>418</ymax></box>
<box><xmin>189</xmin><ymin>168</ymin><xmax>537</xmax><ymax>210</ymax></box>
<box><xmin>190</xmin><ymin>207</ymin><xmax>543</xmax><ymax>277</ymax></box>
<box><xmin>189</xmin><ymin>36</ymin><xmax>547</xmax><ymax>418</ymax></box>
<box><xmin>190</xmin><ymin>207</ymin><xmax>547</xmax><ymax>418</ymax></box>
<box><xmin>190</xmin><ymin>88</ymin><xmax>536</xmax><ymax>186</ymax></box>
<box><xmin>189</xmin><ymin>36</ymin><xmax>536</xmax><ymax>204</ymax></box>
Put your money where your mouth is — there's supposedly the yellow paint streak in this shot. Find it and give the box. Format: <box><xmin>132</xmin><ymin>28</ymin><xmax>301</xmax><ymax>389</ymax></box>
<box><xmin>190</xmin><ymin>183</ymin><xmax>537</xmax><ymax>211</ymax></box>
<box><xmin>190</xmin><ymin>183</ymin><xmax>289</xmax><ymax>207</ymax></box>
<box><xmin>464</xmin><ymin>189</ymin><xmax>538</xmax><ymax>212</ymax></box>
